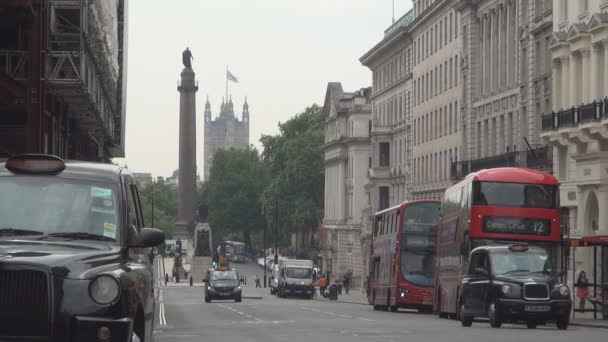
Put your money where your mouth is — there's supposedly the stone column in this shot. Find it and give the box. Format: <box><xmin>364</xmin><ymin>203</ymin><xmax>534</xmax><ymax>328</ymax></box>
<box><xmin>497</xmin><ymin>6</ymin><xmax>502</xmax><ymax>90</ymax></box>
<box><xmin>504</xmin><ymin>2</ymin><xmax>511</xmax><ymax>88</ymax></box>
<box><xmin>581</xmin><ymin>49</ymin><xmax>591</xmax><ymax>103</ymax></box>
<box><xmin>570</xmin><ymin>53</ymin><xmax>579</xmax><ymax>107</ymax></box>
<box><xmin>339</xmin><ymin>159</ymin><xmax>346</xmax><ymax>220</ymax></box>
<box><xmin>175</xmin><ymin>68</ymin><xmax>199</xmax><ymax>240</ymax></box>
<box><xmin>560</xmin><ymin>56</ymin><xmax>570</xmax><ymax>108</ymax></box>
<box><xmin>479</xmin><ymin>15</ymin><xmax>485</xmax><ymax>95</ymax></box>
<box><xmin>552</xmin><ymin>59</ymin><xmax>561</xmax><ymax>111</ymax></box>
<box><xmin>590</xmin><ymin>44</ymin><xmax>601</xmax><ymax>101</ymax></box>
<box><xmin>598</xmin><ymin>186</ymin><xmax>608</xmax><ymax>235</ymax></box>
<box><xmin>603</xmin><ymin>40</ymin><xmax>608</xmax><ymax>99</ymax></box>
<box><xmin>489</xmin><ymin>12</ymin><xmax>494</xmax><ymax>93</ymax></box>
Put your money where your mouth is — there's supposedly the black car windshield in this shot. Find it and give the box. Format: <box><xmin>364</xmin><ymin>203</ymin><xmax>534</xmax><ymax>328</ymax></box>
<box><xmin>211</xmin><ymin>271</ymin><xmax>238</xmax><ymax>281</ymax></box>
<box><xmin>0</xmin><ymin>177</ymin><xmax>119</xmax><ymax>242</ymax></box>
<box><xmin>286</xmin><ymin>268</ymin><xmax>311</xmax><ymax>279</ymax></box>
<box><xmin>490</xmin><ymin>249</ymin><xmax>553</xmax><ymax>276</ymax></box>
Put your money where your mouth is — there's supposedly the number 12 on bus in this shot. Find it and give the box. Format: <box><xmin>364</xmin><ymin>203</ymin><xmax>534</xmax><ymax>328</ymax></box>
<box><xmin>368</xmin><ymin>200</ymin><xmax>441</xmax><ymax>313</ymax></box>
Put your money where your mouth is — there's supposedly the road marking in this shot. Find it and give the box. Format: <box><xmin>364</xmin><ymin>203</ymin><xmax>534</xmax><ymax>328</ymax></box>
<box><xmin>338</xmin><ymin>314</ymin><xmax>353</xmax><ymax>318</ymax></box>
<box><xmin>158</xmin><ymin>289</ymin><xmax>167</xmax><ymax>326</ymax></box>
<box><xmin>358</xmin><ymin>317</ymin><xmax>376</xmax><ymax>322</ymax></box>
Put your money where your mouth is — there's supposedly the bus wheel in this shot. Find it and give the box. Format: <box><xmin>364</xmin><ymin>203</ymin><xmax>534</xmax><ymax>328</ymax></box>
<box><xmin>390</xmin><ymin>306</ymin><xmax>398</xmax><ymax>312</ymax></box>
<box><xmin>488</xmin><ymin>302</ymin><xmax>502</xmax><ymax>328</ymax></box>
<box><xmin>459</xmin><ymin>303</ymin><xmax>473</xmax><ymax>327</ymax></box>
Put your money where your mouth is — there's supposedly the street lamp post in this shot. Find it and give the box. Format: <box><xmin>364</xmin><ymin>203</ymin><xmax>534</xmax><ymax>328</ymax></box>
<box><xmin>274</xmin><ymin>198</ymin><xmax>278</xmax><ymax>264</ymax></box>
<box><xmin>151</xmin><ymin>180</ymin><xmax>155</xmax><ymax>228</ymax></box>
<box><xmin>263</xmin><ymin>209</ymin><xmax>267</xmax><ymax>288</ymax></box>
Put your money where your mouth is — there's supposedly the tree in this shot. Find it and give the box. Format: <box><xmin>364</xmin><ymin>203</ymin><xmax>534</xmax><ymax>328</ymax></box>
<box><xmin>260</xmin><ymin>104</ymin><xmax>324</xmax><ymax>248</ymax></box>
<box><xmin>138</xmin><ymin>180</ymin><xmax>178</xmax><ymax>238</ymax></box>
<box><xmin>206</xmin><ymin>147</ymin><xmax>269</xmax><ymax>248</ymax></box>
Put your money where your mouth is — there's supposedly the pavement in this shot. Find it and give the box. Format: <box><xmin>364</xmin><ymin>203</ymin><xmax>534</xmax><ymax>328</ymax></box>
<box><xmin>153</xmin><ymin>257</ymin><xmax>608</xmax><ymax>341</ymax></box>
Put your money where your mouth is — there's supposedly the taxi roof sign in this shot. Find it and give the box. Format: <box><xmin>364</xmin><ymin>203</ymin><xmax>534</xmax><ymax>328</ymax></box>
<box><xmin>6</xmin><ymin>154</ymin><xmax>65</xmax><ymax>174</ymax></box>
<box><xmin>509</xmin><ymin>244</ymin><xmax>529</xmax><ymax>252</ymax></box>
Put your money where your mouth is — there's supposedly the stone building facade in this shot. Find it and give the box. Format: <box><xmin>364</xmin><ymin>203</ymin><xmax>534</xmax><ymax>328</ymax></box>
<box><xmin>456</xmin><ymin>0</ymin><xmax>554</xmax><ymax>180</ymax></box>
<box><xmin>361</xmin><ymin>10</ymin><xmax>415</xmax><ymax>211</ymax></box>
<box><xmin>411</xmin><ymin>0</ymin><xmax>464</xmax><ymax>199</ymax></box>
<box><xmin>541</xmin><ymin>0</ymin><xmax>608</xmax><ymax>274</ymax></box>
<box><xmin>321</xmin><ymin>83</ymin><xmax>372</xmax><ymax>284</ymax></box>
<box><xmin>203</xmin><ymin>97</ymin><xmax>250</xmax><ymax>180</ymax></box>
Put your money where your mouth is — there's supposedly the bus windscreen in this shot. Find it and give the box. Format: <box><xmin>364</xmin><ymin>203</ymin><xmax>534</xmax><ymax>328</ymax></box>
<box><xmin>474</xmin><ymin>182</ymin><xmax>558</xmax><ymax>209</ymax></box>
<box><xmin>401</xmin><ymin>202</ymin><xmax>440</xmax><ymax>287</ymax></box>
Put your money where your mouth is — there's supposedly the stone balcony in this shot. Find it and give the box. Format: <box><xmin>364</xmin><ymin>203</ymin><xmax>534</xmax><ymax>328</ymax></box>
<box><xmin>541</xmin><ymin>98</ymin><xmax>608</xmax><ymax>148</ymax></box>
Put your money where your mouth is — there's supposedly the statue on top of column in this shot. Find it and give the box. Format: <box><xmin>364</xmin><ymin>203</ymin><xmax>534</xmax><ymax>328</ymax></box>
<box><xmin>182</xmin><ymin>47</ymin><xmax>193</xmax><ymax>69</ymax></box>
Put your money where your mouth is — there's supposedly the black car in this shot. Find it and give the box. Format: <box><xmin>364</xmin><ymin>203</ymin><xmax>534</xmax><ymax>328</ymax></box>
<box><xmin>459</xmin><ymin>244</ymin><xmax>571</xmax><ymax>329</ymax></box>
<box><xmin>0</xmin><ymin>155</ymin><xmax>165</xmax><ymax>342</ymax></box>
<box><xmin>204</xmin><ymin>268</ymin><xmax>242</xmax><ymax>302</ymax></box>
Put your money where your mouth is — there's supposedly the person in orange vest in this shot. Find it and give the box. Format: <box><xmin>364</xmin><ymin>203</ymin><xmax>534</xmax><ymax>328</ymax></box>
<box><xmin>319</xmin><ymin>274</ymin><xmax>328</xmax><ymax>297</ymax></box>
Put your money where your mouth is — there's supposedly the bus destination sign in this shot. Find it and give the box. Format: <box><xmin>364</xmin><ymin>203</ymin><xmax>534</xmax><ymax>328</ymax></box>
<box><xmin>483</xmin><ymin>216</ymin><xmax>550</xmax><ymax>236</ymax></box>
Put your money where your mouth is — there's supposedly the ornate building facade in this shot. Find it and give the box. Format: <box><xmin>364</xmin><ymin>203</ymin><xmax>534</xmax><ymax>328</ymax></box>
<box><xmin>203</xmin><ymin>97</ymin><xmax>250</xmax><ymax>180</ymax></box>
<box><xmin>321</xmin><ymin>83</ymin><xmax>372</xmax><ymax>284</ymax></box>
<box><xmin>541</xmin><ymin>0</ymin><xmax>608</xmax><ymax>274</ymax></box>
<box><xmin>456</xmin><ymin>0</ymin><xmax>553</xmax><ymax>181</ymax></box>
<box><xmin>411</xmin><ymin>0</ymin><xmax>464</xmax><ymax>199</ymax></box>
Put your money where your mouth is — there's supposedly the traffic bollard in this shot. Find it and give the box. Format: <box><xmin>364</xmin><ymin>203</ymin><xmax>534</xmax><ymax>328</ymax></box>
<box><xmin>164</xmin><ymin>273</ymin><xmax>168</xmax><ymax>286</ymax></box>
<box><xmin>190</xmin><ymin>276</ymin><xmax>193</xmax><ymax>287</ymax></box>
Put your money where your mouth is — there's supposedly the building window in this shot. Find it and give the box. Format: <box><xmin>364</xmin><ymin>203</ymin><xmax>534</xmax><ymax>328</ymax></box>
<box><xmin>380</xmin><ymin>142</ymin><xmax>390</xmax><ymax>167</ymax></box>
<box><xmin>379</xmin><ymin>186</ymin><xmax>390</xmax><ymax>210</ymax></box>
<box><xmin>581</xmin><ymin>0</ymin><xmax>588</xmax><ymax>14</ymax></box>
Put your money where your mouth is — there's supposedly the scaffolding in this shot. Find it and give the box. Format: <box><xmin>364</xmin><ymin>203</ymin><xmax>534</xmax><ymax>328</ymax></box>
<box><xmin>46</xmin><ymin>0</ymin><xmax>126</xmax><ymax>157</ymax></box>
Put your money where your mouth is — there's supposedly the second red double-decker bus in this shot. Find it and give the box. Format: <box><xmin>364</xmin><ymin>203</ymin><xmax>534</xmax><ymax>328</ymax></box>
<box><xmin>435</xmin><ymin>167</ymin><xmax>563</xmax><ymax>318</ymax></box>
<box><xmin>368</xmin><ymin>200</ymin><xmax>441</xmax><ymax>312</ymax></box>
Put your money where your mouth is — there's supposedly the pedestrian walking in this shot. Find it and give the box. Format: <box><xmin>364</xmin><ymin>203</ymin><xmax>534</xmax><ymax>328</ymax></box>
<box><xmin>576</xmin><ymin>270</ymin><xmax>590</xmax><ymax>311</ymax></box>
<box><xmin>343</xmin><ymin>269</ymin><xmax>352</xmax><ymax>295</ymax></box>
<box><xmin>319</xmin><ymin>274</ymin><xmax>328</xmax><ymax>297</ymax></box>
<box><xmin>255</xmin><ymin>274</ymin><xmax>261</xmax><ymax>288</ymax></box>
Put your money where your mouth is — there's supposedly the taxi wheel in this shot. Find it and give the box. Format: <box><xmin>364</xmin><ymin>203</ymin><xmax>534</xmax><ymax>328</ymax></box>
<box><xmin>526</xmin><ymin>321</ymin><xmax>537</xmax><ymax>329</ymax></box>
<box><xmin>235</xmin><ymin>297</ymin><xmax>242</xmax><ymax>303</ymax></box>
<box><xmin>488</xmin><ymin>302</ymin><xmax>502</xmax><ymax>328</ymax></box>
<box><xmin>205</xmin><ymin>297</ymin><xmax>211</xmax><ymax>303</ymax></box>
<box><xmin>459</xmin><ymin>304</ymin><xmax>473</xmax><ymax>327</ymax></box>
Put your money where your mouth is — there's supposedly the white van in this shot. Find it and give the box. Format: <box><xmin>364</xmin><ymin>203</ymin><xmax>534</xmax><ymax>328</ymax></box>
<box><xmin>277</xmin><ymin>259</ymin><xmax>314</xmax><ymax>299</ymax></box>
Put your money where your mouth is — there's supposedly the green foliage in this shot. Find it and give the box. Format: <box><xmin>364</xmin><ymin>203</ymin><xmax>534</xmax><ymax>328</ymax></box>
<box><xmin>260</xmin><ymin>104</ymin><xmax>324</xmax><ymax>244</ymax></box>
<box><xmin>138</xmin><ymin>179</ymin><xmax>178</xmax><ymax>238</ymax></box>
<box><xmin>202</xmin><ymin>104</ymin><xmax>324</xmax><ymax>252</ymax></box>
<box><xmin>205</xmin><ymin>147</ymin><xmax>269</xmax><ymax>248</ymax></box>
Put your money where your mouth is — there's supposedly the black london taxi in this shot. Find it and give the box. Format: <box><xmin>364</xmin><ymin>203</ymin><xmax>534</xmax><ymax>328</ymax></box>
<box><xmin>0</xmin><ymin>155</ymin><xmax>165</xmax><ymax>342</ymax></box>
<box><xmin>204</xmin><ymin>267</ymin><xmax>242</xmax><ymax>302</ymax></box>
<box><xmin>459</xmin><ymin>244</ymin><xmax>571</xmax><ymax>330</ymax></box>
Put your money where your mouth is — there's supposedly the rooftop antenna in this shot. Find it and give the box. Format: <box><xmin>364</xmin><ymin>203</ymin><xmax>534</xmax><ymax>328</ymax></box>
<box><xmin>392</xmin><ymin>0</ymin><xmax>395</xmax><ymax>23</ymax></box>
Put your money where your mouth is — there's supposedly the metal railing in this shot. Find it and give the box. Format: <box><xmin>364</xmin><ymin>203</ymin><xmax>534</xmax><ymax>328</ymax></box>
<box><xmin>542</xmin><ymin>98</ymin><xmax>608</xmax><ymax>131</ymax></box>
<box><xmin>451</xmin><ymin>146</ymin><xmax>551</xmax><ymax>180</ymax></box>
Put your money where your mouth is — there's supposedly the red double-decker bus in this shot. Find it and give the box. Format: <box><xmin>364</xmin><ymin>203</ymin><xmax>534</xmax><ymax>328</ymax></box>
<box><xmin>435</xmin><ymin>167</ymin><xmax>562</xmax><ymax>318</ymax></box>
<box><xmin>368</xmin><ymin>200</ymin><xmax>441</xmax><ymax>312</ymax></box>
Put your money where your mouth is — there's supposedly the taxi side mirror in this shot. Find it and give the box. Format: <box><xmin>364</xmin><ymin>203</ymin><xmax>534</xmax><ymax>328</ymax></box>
<box><xmin>129</xmin><ymin>228</ymin><xmax>165</xmax><ymax>248</ymax></box>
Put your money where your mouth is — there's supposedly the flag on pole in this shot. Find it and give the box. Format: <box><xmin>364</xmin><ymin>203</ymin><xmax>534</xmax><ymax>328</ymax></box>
<box><xmin>227</xmin><ymin>70</ymin><xmax>239</xmax><ymax>83</ymax></box>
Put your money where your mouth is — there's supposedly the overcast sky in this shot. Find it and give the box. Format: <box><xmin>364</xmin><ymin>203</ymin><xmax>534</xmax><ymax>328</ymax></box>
<box><xmin>114</xmin><ymin>0</ymin><xmax>413</xmax><ymax>178</ymax></box>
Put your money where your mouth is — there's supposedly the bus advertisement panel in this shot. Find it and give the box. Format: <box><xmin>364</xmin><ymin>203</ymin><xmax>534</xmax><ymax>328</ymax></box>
<box><xmin>435</xmin><ymin>167</ymin><xmax>562</xmax><ymax>318</ymax></box>
<box><xmin>368</xmin><ymin>200</ymin><xmax>441</xmax><ymax>313</ymax></box>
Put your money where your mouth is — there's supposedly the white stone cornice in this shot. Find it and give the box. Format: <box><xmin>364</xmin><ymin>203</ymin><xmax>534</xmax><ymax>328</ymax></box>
<box><xmin>589</xmin><ymin>126</ymin><xmax>608</xmax><ymax>141</ymax></box>
<box><xmin>568</xmin><ymin>130</ymin><xmax>593</xmax><ymax>146</ymax></box>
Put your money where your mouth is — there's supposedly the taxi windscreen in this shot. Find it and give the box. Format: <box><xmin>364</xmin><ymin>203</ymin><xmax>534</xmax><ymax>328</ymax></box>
<box><xmin>0</xmin><ymin>176</ymin><xmax>119</xmax><ymax>241</ymax></box>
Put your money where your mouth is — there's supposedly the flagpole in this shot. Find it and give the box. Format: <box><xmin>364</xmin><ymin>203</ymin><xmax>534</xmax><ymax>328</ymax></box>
<box><xmin>226</xmin><ymin>65</ymin><xmax>229</xmax><ymax>104</ymax></box>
